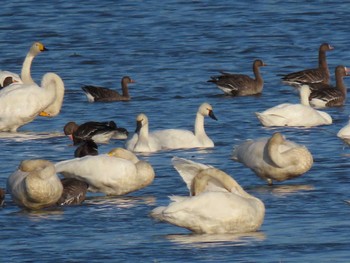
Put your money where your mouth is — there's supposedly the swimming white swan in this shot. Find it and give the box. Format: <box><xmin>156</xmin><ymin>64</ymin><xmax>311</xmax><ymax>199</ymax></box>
<box><xmin>150</xmin><ymin>157</ymin><xmax>265</xmax><ymax>234</ymax></box>
<box><xmin>232</xmin><ymin>132</ymin><xmax>313</xmax><ymax>185</ymax></box>
<box><xmin>256</xmin><ymin>85</ymin><xmax>332</xmax><ymax>127</ymax></box>
<box><xmin>7</xmin><ymin>159</ymin><xmax>63</xmax><ymax>210</ymax></box>
<box><xmin>0</xmin><ymin>72</ymin><xmax>65</xmax><ymax>132</ymax></box>
<box><xmin>152</xmin><ymin>102</ymin><xmax>217</xmax><ymax>149</ymax></box>
<box><xmin>55</xmin><ymin>148</ymin><xmax>155</xmax><ymax>195</ymax></box>
<box><xmin>125</xmin><ymin>113</ymin><xmax>163</xmax><ymax>153</ymax></box>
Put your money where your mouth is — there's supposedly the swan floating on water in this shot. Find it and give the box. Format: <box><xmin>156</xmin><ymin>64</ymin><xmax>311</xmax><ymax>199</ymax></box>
<box><xmin>150</xmin><ymin>157</ymin><xmax>265</xmax><ymax>234</ymax></box>
<box><xmin>55</xmin><ymin>148</ymin><xmax>155</xmax><ymax>196</ymax></box>
<box><xmin>231</xmin><ymin>132</ymin><xmax>313</xmax><ymax>185</ymax></box>
<box><xmin>256</xmin><ymin>85</ymin><xmax>332</xmax><ymax>127</ymax></box>
<box><xmin>7</xmin><ymin>159</ymin><xmax>63</xmax><ymax>210</ymax></box>
<box><xmin>0</xmin><ymin>72</ymin><xmax>65</xmax><ymax>132</ymax></box>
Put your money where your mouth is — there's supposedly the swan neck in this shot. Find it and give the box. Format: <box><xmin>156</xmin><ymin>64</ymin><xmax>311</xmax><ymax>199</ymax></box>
<box><xmin>21</xmin><ymin>53</ymin><xmax>35</xmax><ymax>84</ymax></box>
<box><xmin>300</xmin><ymin>87</ymin><xmax>311</xmax><ymax>106</ymax></box>
<box><xmin>194</xmin><ymin>112</ymin><xmax>206</xmax><ymax>136</ymax></box>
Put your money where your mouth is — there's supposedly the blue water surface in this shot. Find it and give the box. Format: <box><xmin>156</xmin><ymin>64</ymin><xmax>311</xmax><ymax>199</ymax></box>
<box><xmin>1</xmin><ymin>1</ymin><xmax>350</xmax><ymax>262</ymax></box>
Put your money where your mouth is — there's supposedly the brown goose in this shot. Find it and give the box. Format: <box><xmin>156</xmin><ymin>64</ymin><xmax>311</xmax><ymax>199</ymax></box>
<box><xmin>82</xmin><ymin>76</ymin><xmax>135</xmax><ymax>102</ymax></box>
<box><xmin>74</xmin><ymin>139</ymin><xmax>98</xmax><ymax>157</ymax></box>
<box><xmin>56</xmin><ymin>178</ymin><xmax>89</xmax><ymax>206</ymax></box>
<box><xmin>308</xmin><ymin>65</ymin><xmax>350</xmax><ymax>108</ymax></box>
<box><xmin>281</xmin><ymin>43</ymin><xmax>334</xmax><ymax>88</ymax></box>
<box><xmin>0</xmin><ymin>188</ymin><xmax>5</xmax><ymax>206</ymax></box>
<box><xmin>208</xmin><ymin>59</ymin><xmax>266</xmax><ymax>96</ymax></box>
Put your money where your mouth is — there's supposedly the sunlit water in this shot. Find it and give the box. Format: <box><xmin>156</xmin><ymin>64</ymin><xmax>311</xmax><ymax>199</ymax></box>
<box><xmin>1</xmin><ymin>1</ymin><xmax>350</xmax><ymax>262</ymax></box>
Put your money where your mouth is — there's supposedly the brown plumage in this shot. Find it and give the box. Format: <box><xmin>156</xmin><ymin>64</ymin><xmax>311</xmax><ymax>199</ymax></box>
<box><xmin>74</xmin><ymin>139</ymin><xmax>98</xmax><ymax>157</ymax></box>
<box><xmin>308</xmin><ymin>65</ymin><xmax>350</xmax><ymax>108</ymax></box>
<box><xmin>208</xmin><ymin>59</ymin><xmax>266</xmax><ymax>96</ymax></box>
<box><xmin>0</xmin><ymin>188</ymin><xmax>5</xmax><ymax>206</ymax></box>
<box><xmin>281</xmin><ymin>43</ymin><xmax>334</xmax><ymax>88</ymax></box>
<box><xmin>82</xmin><ymin>76</ymin><xmax>135</xmax><ymax>102</ymax></box>
<box><xmin>56</xmin><ymin>178</ymin><xmax>89</xmax><ymax>206</ymax></box>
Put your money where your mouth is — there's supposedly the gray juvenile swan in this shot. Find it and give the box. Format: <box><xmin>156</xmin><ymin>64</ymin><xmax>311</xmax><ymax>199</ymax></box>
<box><xmin>7</xmin><ymin>159</ymin><xmax>63</xmax><ymax>210</ymax></box>
<box><xmin>232</xmin><ymin>132</ymin><xmax>313</xmax><ymax>185</ymax></box>
<box><xmin>150</xmin><ymin>157</ymin><xmax>265</xmax><ymax>234</ymax></box>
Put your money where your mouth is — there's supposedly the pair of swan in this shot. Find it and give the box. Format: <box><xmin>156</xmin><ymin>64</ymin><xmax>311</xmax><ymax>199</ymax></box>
<box><xmin>63</xmin><ymin>121</ymin><xmax>128</xmax><ymax>145</ymax></box>
<box><xmin>1</xmin><ymin>42</ymin><xmax>48</xmax><ymax>87</ymax></box>
<box><xmin>126</xmin><ymin>102</ymin><xmax>217</xmax><ymax>152</ymax></box>
<box><xmin>7</xmin><ymin>159</ymin><xmax>89</xmax><ymax>209</ymax></box>
<box><xmin>281</xmin><ymin>43</ymin><xmax>334</xmax><ymax>88</ymax></box>
<box><xmin>82</xmin><ymin>76</ymin><xmax>135</xmax><ymax>102</ymax></box>
<box><xmin>0</xmin><ymin>72</ymin><xmax>65</xmax><ymax>132</ymax></box>
<box><xmin>232</xmin><ymin>132</ymin><xmax>313</xmax><ymax>185</ymax></box>
<box><xmin>151</xmin><ymin>157</ymin><xmax>265</xmax><ymax>234</ymax></box>
<box><xmin>256</xmin><ymin>85</ymin><xmax>332</xmax><ymax>127</ymax></box>
<box><xmin>55</xmin><ymin>148</ymin><xmax>155</xmax><ymax>196</ymax></box>
<box><xmin>208</xmin><ymin>59</ymin><xmax>267</xmax><ymax>96</ymax></box>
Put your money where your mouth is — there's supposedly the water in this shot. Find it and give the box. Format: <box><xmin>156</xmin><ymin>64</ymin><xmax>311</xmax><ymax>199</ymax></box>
<box><xmin>1</xmin><ymin>1</ymin><xmax>350</xmax><ymax>262</ymax></box>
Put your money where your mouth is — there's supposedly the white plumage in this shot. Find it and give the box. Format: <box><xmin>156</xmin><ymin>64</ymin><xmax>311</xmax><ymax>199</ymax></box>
<box><xmin>0</xmin><ymin>72</ymin><xmax>65</xmax><ymax>132</ymax></box>
<box><xmin>150</xmin><ymin>157</ymin><xmax>265</xmax><ymax>234</ymax></box>
<box><xmin>55</xmin><ymin>148</ymin><xmax>155</xmax><ymax>196</ymax></box>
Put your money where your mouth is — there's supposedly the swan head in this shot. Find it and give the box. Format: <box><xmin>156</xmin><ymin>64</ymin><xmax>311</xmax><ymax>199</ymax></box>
<box><xmin>198</xmin><ymin>103</ymin><xmax>217</xmax><ymax>120</ymax></box>
<box><xmin>108</xmin><ymin>147</ymin><xmax>139</xmax><ymax>163</ymax></box>
<box><xmin>135</xmin><ymin>113</ymin><xmax>148</xmax><ymax>133</ymax></box>
<box><xmin>30</xmin><ymin>42</ymin><xmax>48</xmax><ymax>56</ymax></box>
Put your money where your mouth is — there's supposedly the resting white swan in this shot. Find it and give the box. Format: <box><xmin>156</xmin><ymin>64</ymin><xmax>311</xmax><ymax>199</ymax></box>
<box><xmin>152</xmin><ymin>102</ymin><xmax>217</xmax><ymax>149</ymax></box>
<box><xmin>256</xmin><ymin>85</ymin><xmax>332</xmax><ymax>127</ymax></box>
<box><xmin>150</xmin><ymin>157</ymin><xmax>265</xmax><ymax>234</ymax></box>
<box><xmin>125</xmin><ymin>113</ymin><xmax>163</xmax><ymax>153</ymax></box>
<box><xmin>337</xmin><ymin>118</ymin><xmax>350</xmax><ymax>140</ymax></box>
<box><xmin>232</xmin><ymin>132</ymin><xmax>313</xmax><ymax>185</ymax></box>
<box><xmin>55</xmin><ymin>148</ymin><xmax>155</xmax><ymax>195</ymax></box>
<box><xmin>0</xmin><ymin>72</ymin><xmax>65</xmax><ymax>132</ymax></box>
<box><xmin>7</xmin><ymin>159</ymin><xmax>63</xmax><ymax>210</ymax></box>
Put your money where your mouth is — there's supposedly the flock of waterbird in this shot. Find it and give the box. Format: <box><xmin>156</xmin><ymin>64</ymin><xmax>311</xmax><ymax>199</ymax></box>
<box><xmin>0</xmin><ymin>41</ymin><xmax>349</xmax><ymax>234</ymax></box>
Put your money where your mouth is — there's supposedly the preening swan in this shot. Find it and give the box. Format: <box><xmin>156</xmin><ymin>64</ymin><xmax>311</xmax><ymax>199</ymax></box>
<box><xmin>125</xmin><ymin>113</ymin><xmax>163</xmax><ymax>153</ymax></box>
<box><xmin>256</xmin><ymin>85</ymin><xmax>332</xmax><ymax>127</ymax></box>
<box><xmin>0</xmin><ymin>72</ymin><xmax>65</xmax><ymax>132</ymax></box>
<box><xmin>208</xmin><ymin>59</ymin><xmax>266</xmax><ymax>96</ymax></box>
<box><xmin>82</xmin><ymin>76</ymin><xmax>135</xmax><ymax>102</ymax></box>
<box><xmin>152</xmin><ymin>102</ymin><xmax>217</xmax><ymax>149</ymax></box>
<box><xmin>7</xmin><ymin>159</ymin><xmax>63</xmax><ymax>210</ymax></box>
<box><xmin>281</xmin><ymin>43</ymin><xmax>334</xmax><ymax>88</ymax></box>
<box><xmin>55</xmin><ymin>148</ymin><xmax>155</xmax><ymax>196</ymax></box>
<box><xmin>232</xmin><ymin>132</ymin><xmax>313</xmax><ymax>185</ymax></box>
<box><xmin>150</xmin><ymin>157</ymin><xmax>265</xmax><ymax>234</ymax></box>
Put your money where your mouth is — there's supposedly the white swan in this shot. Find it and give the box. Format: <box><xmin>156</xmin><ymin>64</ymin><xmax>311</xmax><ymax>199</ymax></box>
<box><xmin>256</xmin><ymin>85</ymin><xmax>332</xmax><ymax>127</ymax></box>
<box><xmin>125</xmin><ymin>113</ymin><xmax>163</xmax><ymax>153</ymax></box>
<box><xmin>7</xmin><ymin>159</ymin><xmax>63</xmax><ymax>210</ymax></box>
<box><xmin>232</xmin><ymin>132</ymin><xmax>313</xmax><ymax>185</ymax></box>
<box><xmin>150</xmin><ymin>157</ymin><xmax>265</xmax><ymax>234</ymax></box>
<box><xmin>152</xmin><ymin>102</ymin><xmax>217</xmax><ymax>149</ymax></box>
<box><xmin>0</xmin><ymin>72</ymin><xmax>65</xmax><ymax>132</ymax></box>
<box><xmin>55</xmin><ymin>148</ymin><xmax>155</xmax><ymax>196</ymax></box>
<box><xmin>1</xmin><ymin>42</ymin><xmax>48</xmax><ymax>86</ymax></box>
<box><xmin>0</xmin><ymin>71</ymin><xmax>23</xmax><ymax>88</ymax></box>
<box><xmin>337</xmin><ymin>118</ymin><xmax>350</xmax><ymax>141</ymax></box>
